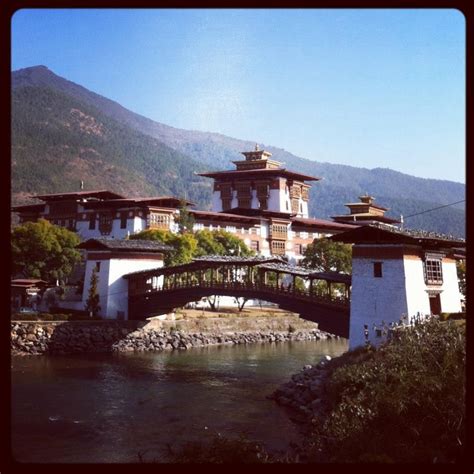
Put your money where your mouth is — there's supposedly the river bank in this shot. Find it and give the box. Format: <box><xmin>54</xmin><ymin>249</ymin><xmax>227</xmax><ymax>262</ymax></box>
<box><xmin>11</xmin><ymin>314</ymin><xmax>338</xmax><ymax>355</ymax></box>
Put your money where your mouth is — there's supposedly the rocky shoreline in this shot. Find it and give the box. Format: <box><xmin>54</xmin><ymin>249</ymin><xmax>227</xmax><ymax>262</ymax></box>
<box><xmin>269</xmin><ymin>355</ymin><xmax>334</xmax><ymax>429</ymax></box>
<box><xmin>11</xmin><ymin>320</ymin><xmax>338</xmax><ymax>356</ymax></box>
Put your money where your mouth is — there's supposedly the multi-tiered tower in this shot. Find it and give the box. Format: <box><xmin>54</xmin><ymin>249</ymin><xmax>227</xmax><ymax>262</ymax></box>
<box><xmin>199</xmin><ymin>144</ymin><xmax>319</xmax><ymax>218</ymax></box>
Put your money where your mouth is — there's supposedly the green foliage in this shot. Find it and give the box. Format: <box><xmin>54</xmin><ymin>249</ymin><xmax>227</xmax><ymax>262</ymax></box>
<box><xmin>11</xmin><ymin>85</ymin><xmax>212</xmax><ymax>209</ymax></box>
<box><xmin>85</xmin><ymin>268</ymin><xmax>101</xmax><ymax>317</ymax></box>
<box><xmin>11</xmin><ymin>312</ymin><xmax>38</xmax><ymax>321</ymax></box>
<box><xmin>131</xmin><ymin>228</ymin><xmax>253</xmax><ymax>266</ymax></box>
<box><xmin>439</xmin><ymin>312</ymin><xmax>465</xmax><ymax>321</ymax></box>
<box><xmin>302</xmin><ymin>237</ymin><xmax>352</xmax><ymax>273</ymax></box>
<box><xmin>11</xmin><ymin>218</ymin><xmax>82</xmax><ymax>283</ymax></box>
<box><xmin>456</xmin><ymin>260</ymin><xmax>466</xmax><ymax>297</ymax></box>
<box><xmin>12</xmin><ymin>69</ymin><xmax>465</xmax><ymax>237</ymax></box>
<box><xmin>305</xmin><ymin>319</ymin><xmax>466</xmax><ymax>463</ymax></box>
<box><xmin>175</xmin><ymin>201</ymin><xmax>195</xmax><ymax>234</ymax></box>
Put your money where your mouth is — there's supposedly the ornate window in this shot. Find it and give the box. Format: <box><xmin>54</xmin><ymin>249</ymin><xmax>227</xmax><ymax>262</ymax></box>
<box><xmin>270</xmin><ymin>224</ymin><xmax>288</xmax><ymax>240</ymax></box>
<box><xmin>222</xmin><ymin>198</ymin><xmax>232</xmax><ymax>211</ymax></box>
<box><xmin>98</xmin><ymin>213</ymin><xmax>112</xmax><ymax>235</ymax></box>
<box><xmin>291</xmin><ymin>199</ymin><xmax>299</xmax><ymax>214</ymax></box>
<box><xmin>424</xmin><ymin>258</ymin><xmax>443</xmax><ymax>285</ymax></box>
<box><xmin>251</xmin><ymin>240</ymin><xmax>260</xmax><ymax>252</ymax></box>
<box><xmin>149</xmin><ymin>213</ymin><xmax>170</xmax><ymax>229</ymax></box>
<box><xmin>238</xmin><ymin>198</ymin><xmax>251</xmax><ymax>208</ymax></box>
<box><xmin>271</xmin><ymin>240</ymin><xmax>286</xmax><ymax>255</ymax></box>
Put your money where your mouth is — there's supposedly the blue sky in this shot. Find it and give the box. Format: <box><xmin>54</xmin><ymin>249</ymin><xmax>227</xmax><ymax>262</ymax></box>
<box><xmin>12</xmin><ymin>8</ymin><xmax>465</xmax><ymax>183</ymax></box>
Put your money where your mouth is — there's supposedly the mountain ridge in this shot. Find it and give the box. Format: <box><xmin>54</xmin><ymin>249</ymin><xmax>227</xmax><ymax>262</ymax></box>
<box><xmin>11</xmin><ymin>65</ymin><xmax>465</xmax><ymax>237</ymax></box>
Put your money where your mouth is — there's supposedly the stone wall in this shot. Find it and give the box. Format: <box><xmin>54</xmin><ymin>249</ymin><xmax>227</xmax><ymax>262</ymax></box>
<box><xmin>11</xmin><ymin>316</ymin><xmax>338</xmax><ymax>355</ymax></box>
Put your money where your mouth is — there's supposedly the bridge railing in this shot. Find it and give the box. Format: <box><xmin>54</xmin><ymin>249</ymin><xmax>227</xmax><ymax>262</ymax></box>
<box><xmin>142</xmin><ymin>278</ymin><xmax>349</xmax><ymax>308</ymax></box>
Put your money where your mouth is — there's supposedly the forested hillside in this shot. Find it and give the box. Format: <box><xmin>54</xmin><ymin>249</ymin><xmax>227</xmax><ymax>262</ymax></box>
<box><xmin>11</xmin><ymin>86</ymin><xmax>212</xmax><ymax>207</ymax></box>
<box><xmin>11</xmin><ymin>66</ymin><xmax>465</xmax><ymax>237</ymax></box>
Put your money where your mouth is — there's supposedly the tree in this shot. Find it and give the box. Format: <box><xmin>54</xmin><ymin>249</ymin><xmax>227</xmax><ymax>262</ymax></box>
<box><xmin>302</xmin><ymin>237</ymin><xmax>352</xmax><ymax>273</ymax></box>
<box><xmin>85</xmin><ymin>268</ymin><xmax>101</xmax><ymax>317</ymax></box>
<box><xmin>456</xmin><ymin>260</ymin><xmax>466</xmax><ymax>298</ymax></box>
<box><xmin>130</xmin><ymin>229</ymin><xmax>198</xmax><ymax>266</ymax></box>
<box><xmin>11</xmin><ymin>218</ymin><xmax>82</xmax><ymax>284</ymax></box>
<box><xmin>131</xmin><ymin>229</ymin><xmax>253</xmax><ymax>266</ymax></box>
<box><xmin>175</xmin><ymin>200</ymin><xmax>195</xmax><ymax>234</ymax></box>
<box><xmin>210</xmin><ymin>230</ymin><xmax>254</xmax><ymax>257</ymax></box>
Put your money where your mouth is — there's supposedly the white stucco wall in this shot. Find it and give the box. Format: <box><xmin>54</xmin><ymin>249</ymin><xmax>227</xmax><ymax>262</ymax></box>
<box><xmin>82</xmin><ymin>256</ymin><xmax>164</xmax><ymax>319</ymax></box>
<box><xmin>403</xmin><ymin>258</ymin><xmax>432</xmax><ymax>317</ymax></box>
<box><xmin>439</xmin><ymin>260</ymin><xmax>463</xmax><ymax>313</ymax></box>
<box><xmin>106</xmin><ymin>259</ymin><xmax>163</xmax><ymax>319</ymax></box>
<box><xmin>211</xmin><ymin>191</ymin><xmax>222</xmax><ymax>212</ymax></box>
<box><xmin>76</xmin><ymin>217</ymin><xmax>143</xmax><ymax>241</ymax></box>
<box><xmin>349</xmin><ymin>255</ymin><xmax>408</xmax><ymax>349</ymax></box>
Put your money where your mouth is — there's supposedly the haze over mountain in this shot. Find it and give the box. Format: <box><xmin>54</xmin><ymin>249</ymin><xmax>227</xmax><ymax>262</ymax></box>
<box><xmin>11</xmin><ymin>65</ymin><xmax>465</xmax><ymax>237</ymax></box>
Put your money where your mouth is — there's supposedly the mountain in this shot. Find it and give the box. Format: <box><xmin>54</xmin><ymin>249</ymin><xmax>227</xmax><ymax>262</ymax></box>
<box><xmin>11</xmin><ymin>66</ymin><xmax>465</xmax><ymax>237</ymax></box>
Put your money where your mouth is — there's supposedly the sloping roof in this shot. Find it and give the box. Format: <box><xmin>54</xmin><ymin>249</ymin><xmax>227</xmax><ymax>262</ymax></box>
<box><xmin>33</xmin><ymin>190</ymin><xmax>125</xmax><ymax>201</ymax></box>
<box><xmin>77</xmin><ymin>238</ymin><xmax>173</xmax><ymax>253</ymax></box>
<box><xmin>11</xmin><ymin>204</ymin><xmax>46</xmax><ymax>213</ymax></box>
<box><xmin>190</xmin><ymin>210</ymin><xmax>262</xmax><ymax>224</ymax></box>
<box><xmin>330</xmin><ymin>223</ymin><xmax>465</xmax><ymax>248</ymax></box>
<box><xmin>255</xmin><ymin>263</ymin><xmax>352</xmax><ymax>283</ymax></box>
<box><xmin>11</xmin><ymin>279</ymin><xmax>48</xmax><ymax>287</ymax></box>
<box><xmin>332</xmin><ymin>214</ymin><xmax>400</xmax><ymax>224</ymax></box>
<box><xmin>83</xmin><ymin>196</ymin><xmax>194</xmax><ymax>209</ymax></box>
<box><xmin>198</xmin><ymin>168</ymin><xmax>320</xmax><ymax>182</ymax></box>
<box><xmin>291</xmin><ymin>217</ymin><xmax>358</xmax><ymax>231</ymax></box>
<box><xmin>193</xmin><ymin>255</ymin><xmax>284</xmax><ymax>264</ymax></box>
<box><xmin>123</xmin><ymin>255</ymin><xmax>285</xmax><ymax>278</ymax></box>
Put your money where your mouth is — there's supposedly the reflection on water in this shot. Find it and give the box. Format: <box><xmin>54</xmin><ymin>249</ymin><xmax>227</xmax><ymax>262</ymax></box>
<box><xmin>12</xmin><ymin>339</ymin><xmax>347</xmax><ymax>463</ymax></box>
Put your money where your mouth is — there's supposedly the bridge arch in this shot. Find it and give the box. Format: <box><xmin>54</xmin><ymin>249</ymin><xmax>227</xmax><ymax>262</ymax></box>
<box><xmin>123</xmin><ymin>256</ymin><xmax>351</xmax><ymax>338</ymax></box>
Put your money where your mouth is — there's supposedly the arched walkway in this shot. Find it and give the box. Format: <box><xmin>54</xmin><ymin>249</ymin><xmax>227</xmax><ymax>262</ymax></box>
<box><xmin>124</xmin><ymin>256</ymin><xmax>351</xmax><ymax>337</ymax></box>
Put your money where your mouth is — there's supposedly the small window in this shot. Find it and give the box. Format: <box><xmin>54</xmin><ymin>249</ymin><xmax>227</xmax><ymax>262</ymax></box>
<box><xmin>89</xmin><ymin>214</ymin><xmax>96</xmax><ymax>230</ymax></box>
<box><xmin>251</xmin><ymin>241</ymin><xmax>259</xmax><ymax>251</ymax></box>
<box><xmin>120</xmin><ymin>214</ymin><xmax>127</xmax><ymax>229</ymax></box>
<box><xmin>95</xmin><ymin>262</ymin><xmax>101</xmax><ymax>272</ymax></box>
<box><xmin>373</xmin><ymin>262</ymin><xmax>383</xmax><ymax>278</ymax></box>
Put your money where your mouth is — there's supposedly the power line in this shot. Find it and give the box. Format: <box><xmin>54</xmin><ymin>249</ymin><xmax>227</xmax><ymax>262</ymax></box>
<box><xmin>403</xmin><ymin>200</ymin><xmax>465</xmax><ymax>219</ymax></box>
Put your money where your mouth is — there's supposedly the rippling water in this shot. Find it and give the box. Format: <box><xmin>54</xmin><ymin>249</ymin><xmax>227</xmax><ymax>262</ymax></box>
<box><xmin>11</xmin><ymin>339</ymin><xmax>348</xmax><ymax>463</ymax></box>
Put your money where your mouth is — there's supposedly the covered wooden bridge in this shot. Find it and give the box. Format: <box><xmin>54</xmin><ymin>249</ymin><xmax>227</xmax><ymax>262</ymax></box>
<box><xmin>123</xmin><ymin>256</ymin><xmax>351</xmax><ymax>338</ymax></box>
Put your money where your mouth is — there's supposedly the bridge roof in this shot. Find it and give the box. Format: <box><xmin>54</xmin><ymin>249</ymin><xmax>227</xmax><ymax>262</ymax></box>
<box><xmin>77</xmin><ymin>238</ymin><xmax>174</xmax><ymax>253</ymax></box>
<box><xmin>123</xmin><ymin>255</ymin><xmax>285</xmax><ymax>279</ymax></box>
<box><xmin>256</xmin><ymin>262</ymin><xmax>352</xmax><ymax>283</ymax></box>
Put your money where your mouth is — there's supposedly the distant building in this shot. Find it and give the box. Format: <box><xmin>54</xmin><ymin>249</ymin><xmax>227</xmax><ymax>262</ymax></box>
<box><xmin>12</xmin><ymin>146</ymin><xmax>357</xmax><ymax>263</ymax></box>
<box><xmin>11</xmin><ymin>279</ymin><xmax>48</xmax><ymax>311</ymax></box>
<box><xmin>12</xmin><ymin>190</ymin><xmax>191</xmax><ymax>241</ymax></box>
<box><xmin>331</xmin><ymin>224</ymin><xmax>465</xmax><ymax>348</ymax></box>
<box><xmin>196</xmin><ymin>144</ymin><xmax>355</xmax><ymax>261</ymax></box>
<box><xmin>331</xmin><ymin>194</ymin><xmax>400</xmax><ymax>227</ymax></box>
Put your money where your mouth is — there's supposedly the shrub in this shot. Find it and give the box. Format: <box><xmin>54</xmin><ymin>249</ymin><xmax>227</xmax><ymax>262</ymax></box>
<box><xmin>11</xmin><ymin>312</ymin><xmax>38</xmax><ymax>321</ymax></box>
<box><xmin>53</xmin><ymin>313</ymin><xmax>70</xmax><ymax>321</ymax></box>
<box><xmin>38</xmin><ymin>313</ymin><xmax>54</xmax><ymax>321</ymax></box>
<box><xmin>305</xmin><ymin>319</ymin><xmax>466</xmax><ymax>463</ymax></box>
<box><xmin>439</xmin><ymin>312</ymin><xmax>466</xmax><ymax>321</ymax></box>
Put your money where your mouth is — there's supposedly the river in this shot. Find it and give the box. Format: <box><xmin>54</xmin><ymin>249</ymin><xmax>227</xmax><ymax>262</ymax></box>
<box><xmin>11</xmin><ymin>339</ymin><xmax>348</xmax><ymax>463</ymax></box>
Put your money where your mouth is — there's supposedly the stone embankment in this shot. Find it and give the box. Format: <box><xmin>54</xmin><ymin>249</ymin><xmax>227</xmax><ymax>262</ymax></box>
<box><xmin>269</xmin><ymin>355</ymin><xmax>334</xmax><ymax>424</ymax></box>
<box><xmin>11</xmin><ymin>317</ymin><xmax>338</xmax><ymax>355</ymax></box>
